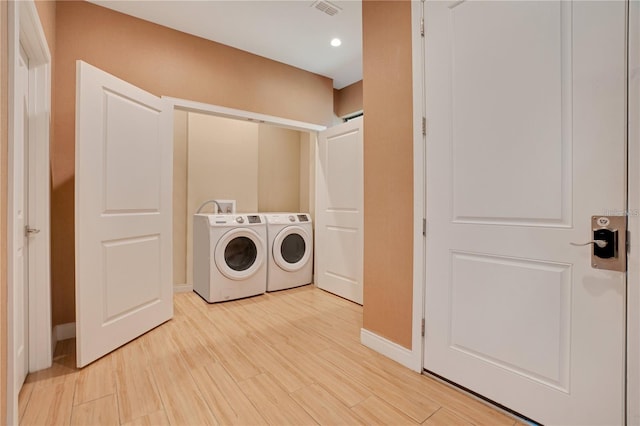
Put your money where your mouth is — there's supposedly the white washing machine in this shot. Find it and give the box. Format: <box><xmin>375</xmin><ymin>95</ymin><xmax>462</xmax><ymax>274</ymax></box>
<box><xmin>265</xmin><ymin>213</ymin><xmax>313</xmax><ymax>291</ymax></box>
<box><xmin>193</xmin><ymin>213</ymin><xmax>267</xmax><ymax>303</ymax></box>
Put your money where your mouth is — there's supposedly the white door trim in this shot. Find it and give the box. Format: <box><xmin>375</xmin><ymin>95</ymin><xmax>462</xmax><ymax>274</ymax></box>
<box><xmin>410</xmin><ymin>0</ymin><xmax>426</xmax><ymax>373</ymax></box>
<box><xmin>7</xmin><ymin>0</ymin><xmax>51</xmax><ymax>424</ymax></box>
<box><xmin>162</xmin><ymin>97</ymin><xmax>327</xmax><ymax>133</ymax></box>
<box><xmin>627</xmin><ymin>1</ymin><xmax>640</xmax><ymax>424</ymax></box>
<box><xmin>20</xmin><ymin>2</ymin><xmax>52</xmax><ymax>375</ymax></box>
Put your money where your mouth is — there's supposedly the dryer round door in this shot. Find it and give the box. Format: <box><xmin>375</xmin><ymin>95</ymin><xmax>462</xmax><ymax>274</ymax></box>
<box><xmin>214</xmin><ymin>228</ymin><xmax>265</xmax><ymax>280</ymax></box>
<box><xmin>272</xmin><ymin>226</ymin><xmax>311</xmax><ymax>272</ymax></box>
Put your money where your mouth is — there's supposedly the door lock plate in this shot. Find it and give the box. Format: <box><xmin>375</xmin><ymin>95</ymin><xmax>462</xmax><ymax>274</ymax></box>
<box><xmin>591</xmin><ymin>215</ymin><xmax>626</xmax><ymax>272</ymax></box>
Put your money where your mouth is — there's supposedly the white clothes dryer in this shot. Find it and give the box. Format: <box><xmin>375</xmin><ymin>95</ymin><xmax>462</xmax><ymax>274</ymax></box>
<box><xmin>193</xmin><ymin>214</ymin><xmax>267</xmax><ymax>303</ymax></box>
<box><xmin>265</xmin><ymin>213</ymin><xmax>313</xmax><ymax>291</ymax></box>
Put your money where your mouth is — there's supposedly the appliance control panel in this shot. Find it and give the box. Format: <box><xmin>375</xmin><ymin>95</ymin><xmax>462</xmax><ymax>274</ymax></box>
<box><xmin>247</xmin><ymin>215</ymin><xmax>262</xmax><ymax>224</ymax></box>
<box><xmin>203</xmin><ymin>214</ymin><xmax>264</xmax><ymax>226</ymax></box>
<box><xmin>267</xmin><ymin>213</ymin><xmax>312</xmax><ymax>225</ymax></box>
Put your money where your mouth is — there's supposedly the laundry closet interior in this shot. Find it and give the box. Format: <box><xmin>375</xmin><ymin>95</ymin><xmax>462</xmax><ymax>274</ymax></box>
<box><xmin>172</xmin><ymin>109</ymin><xmax>316</xmax><ymax>297</ymax></box>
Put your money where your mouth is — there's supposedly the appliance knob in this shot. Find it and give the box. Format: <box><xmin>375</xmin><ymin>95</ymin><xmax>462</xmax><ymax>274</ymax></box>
<box><xmin>289</xmin><ymin>215</ymin><xmax>295</xmax><ymax>222</ymax></box>
<box><xmin>236</xmin><ymin>216</ymin><xmax>244</xmax><ymax>224</ymax></box>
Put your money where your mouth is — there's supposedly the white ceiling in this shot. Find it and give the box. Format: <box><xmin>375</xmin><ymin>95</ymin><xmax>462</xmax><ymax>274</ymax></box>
<box><xmin>89</xmin><ymin>0</ymin><xmax>362</xmax><ymax>89</ymax></box>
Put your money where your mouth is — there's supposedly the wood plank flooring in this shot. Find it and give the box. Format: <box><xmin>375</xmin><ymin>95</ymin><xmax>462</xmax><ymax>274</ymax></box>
<box><xmin>20</xmin><ymin>285</ymin><xmax>519</xmax><ymax>425</ymax></box>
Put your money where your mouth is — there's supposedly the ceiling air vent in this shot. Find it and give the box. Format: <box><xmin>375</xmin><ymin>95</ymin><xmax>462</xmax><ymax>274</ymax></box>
<box><xmin>311</xmin><ymin>0</ymin><xmax>342</xmax><ymax>17</ymax></box>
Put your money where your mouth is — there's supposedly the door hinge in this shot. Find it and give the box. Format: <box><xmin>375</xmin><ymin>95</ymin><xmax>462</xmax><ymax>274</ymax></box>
<box><xmin>25</xmin><ymin>226</ymin><xmax>40</xmax><ymax>237</ymax></box>
<box><xmin>421</xmin><ymin>318</ymin><xmax>425</xmax><ymax>336</ymax></box>
<box><xmin>420</xmin><ymin>18</ymin><xmax>424</xmax><ymax>37</ymax></box>
<box><xmin>422</xmin><ymin>117</ymin><xmax>426</xmax><ymax>136</ymax></box>
<box><xmin>422</xmin><ymin>218</ymin><xmax>427</xmax><ymax>236</ymax></box>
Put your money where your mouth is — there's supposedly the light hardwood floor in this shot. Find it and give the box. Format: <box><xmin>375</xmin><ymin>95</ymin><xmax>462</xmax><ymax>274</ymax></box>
<box><xmin>19</xmin><ymin>285</ymin><xmax>519</xmax><ymax>425</ymax></box>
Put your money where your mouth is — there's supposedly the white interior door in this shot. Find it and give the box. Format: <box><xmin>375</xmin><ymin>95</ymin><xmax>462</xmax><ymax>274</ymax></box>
<box><xmin>315</xmin><ymin>118</ymin><xmax>363</xmax><ymax>304</ymax></box>
<box><xmin>75</xmin><ymin>61</ymin><xmax>173</xmax><ymax>367</ymax></box>
<box><xmin>424</xmin><ymin>1</ymin><xmax>627</xmax><ymax>424</ymax></box>
<box><xmin>11</xmin><ymin>43</ymin><xmax>30</xmax><ymax>399</ymax></box>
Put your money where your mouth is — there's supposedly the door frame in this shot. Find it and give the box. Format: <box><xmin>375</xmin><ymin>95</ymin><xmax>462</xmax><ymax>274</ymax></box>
<box><xmin>627</xmin><ymin>1</ymin><xmax>640</xmax><ymax>423</ymax></box>
<box><xmin>411</xmin><ymin>0</ymin><xmax>640</xmax><ymax>423</ymax></box>
<box><xmin>409</xmin><ymin>0</ymin><xmax>426</xmax><ymax>373</ymax></box>
<box><xmin>163</xmin><ymin>97</ymin><xmax>326</xmax><ymax>132</ymax></box>
<box><xmin>7</xmin><ymin>0</ymin><xmax>51</xmax><ymax>423</ymax></box>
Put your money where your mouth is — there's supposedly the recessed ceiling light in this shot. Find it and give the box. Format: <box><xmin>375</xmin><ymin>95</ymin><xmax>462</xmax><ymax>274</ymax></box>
<box><xmin>330</xmin><ymin>38</ymin><xmax>342</xmax><ymax>47</ymax></box>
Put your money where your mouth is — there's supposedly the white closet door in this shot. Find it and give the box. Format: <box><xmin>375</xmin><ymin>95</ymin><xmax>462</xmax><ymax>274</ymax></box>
<box><xmin>316</xmin><ymin>118</ymin><xmax>363</xmax><ymax>304</ymax></box>
<box><xmin>75</xmin><ymin>61</ymin><xmax>173</xmax><ymax>367</ymax></box>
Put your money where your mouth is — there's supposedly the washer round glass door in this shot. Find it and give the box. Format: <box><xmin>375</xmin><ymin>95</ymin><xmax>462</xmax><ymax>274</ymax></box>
<box><xmin>214</xmin><ymin>228</ymin><xmax>265</xmax><ymax>280</ymax></box>
<box><xmin>273</xmin><ymin>226</ymin><xmax>311</xmax><ymax>272</ymax></box>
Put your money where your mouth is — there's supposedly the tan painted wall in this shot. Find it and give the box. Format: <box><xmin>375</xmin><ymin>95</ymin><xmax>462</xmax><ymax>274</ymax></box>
<box><xmin>187</xmin><ymin>113</ymin><xmax>260</xmax><ymax>214</ymax></box>
<box><xmin>35</xmin><ymin>1</ymin><xmax>56</xmax><ymax>55</ymax></box>
<box><xmin>52</xmin><ymin>1</ymin><xmax>333</xmax><ymax>325</ymax></box>
<box><xmin>1</xmin><ymin>0</ymin><xmax>8</xmax><ymax>420</ymax></box>
<box><xmin>173</xmin><ymin>110</ymin><xmax>188</xmax><ymax>287</ymax></box>
<box><xmin>334</xmin><ymin>80</ymin><xmax>364</xmax><ymax>118</ymax></box>
<box><xmin>258</xmin><ymin>125</ymin><xmax>301</xmax><ymax>213</ymax></box>
<box><xmin>362</xmin><ymin>1</ymin><xmax>414</xmax><ymax>349</ymax></box>
<box><xmin>185</xmin><ymin>113</ymin><xmax>259</xmax><ymax>286</ymax></box>
<box><xmin>299</xmin><ymin>132</ymin><xmax>316</xmax><ymax>220</ymax></box>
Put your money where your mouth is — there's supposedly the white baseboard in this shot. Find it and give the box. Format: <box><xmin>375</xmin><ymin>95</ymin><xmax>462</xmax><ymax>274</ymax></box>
<box><xmin>360</xmin><ymin>328</ymin><xmax>421</xmax><ymax>372</ymax></box>
<box><xmin>52</xmin><ymin>322</ymin><xmax>76</xmax><ymax>354</ymax></box>
<box><xmin>54</xmin><ymin>322</ymin><xmax>76</xmax><ymax>341</ymax></box>
<box><xmin>174</xmin><ymin>283</ymin><xmax>193</xmax><ymax>293</ymax></box>
<box><xmin>51</xmin><ymin>328</ymin><xmax>57</xmax><ymax>357</ymax></box>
